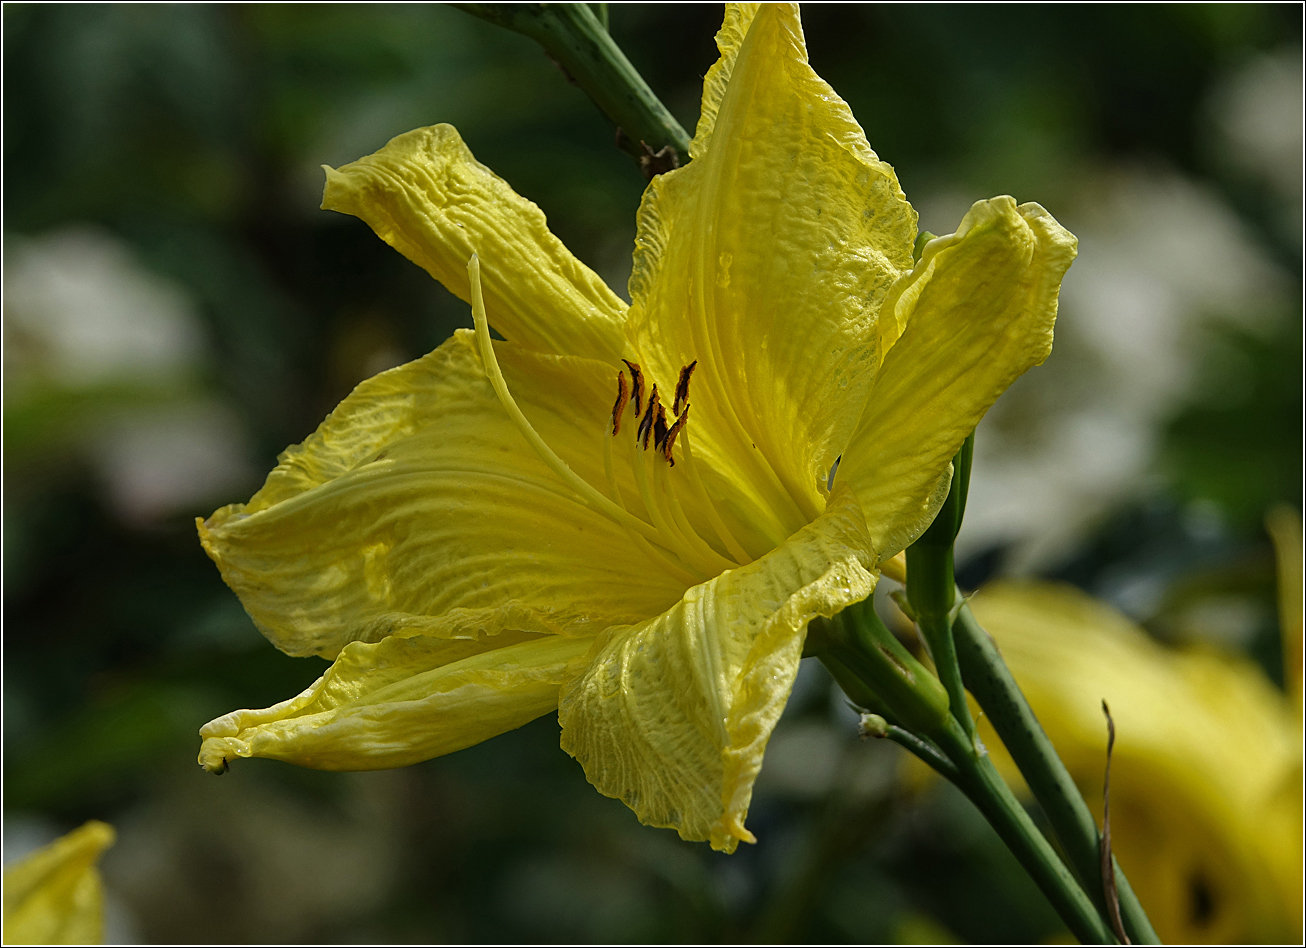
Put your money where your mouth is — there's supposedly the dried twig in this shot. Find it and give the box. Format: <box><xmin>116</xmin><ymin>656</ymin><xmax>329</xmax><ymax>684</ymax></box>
<box><xmin>1101</xmin><ymin>700</ymin><xmax>1129</xmax><ymax>944</ymax></box>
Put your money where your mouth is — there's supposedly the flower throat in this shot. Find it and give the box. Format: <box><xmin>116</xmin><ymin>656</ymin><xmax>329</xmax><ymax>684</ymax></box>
<box><xmin>467</xmin><ymin>255</ymin><xmax>751</xmax><ymax>583</ymax></box>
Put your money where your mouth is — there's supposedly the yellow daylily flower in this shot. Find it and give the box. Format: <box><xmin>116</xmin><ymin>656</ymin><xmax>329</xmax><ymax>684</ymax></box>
<box><xmin>1267</xmin><ymin>504</ymin><xmax>1303</xmax><ymax>709</ymax></box>
<box><xmin>970</xmin><ymin>581</ymin><xmax>1303</xmax><ymax>943</ymax></box>
<box><xmin>196</xmin><ymin>3</ymin><xmax>1076</xmax><ymax>852</ymax></box>
<box><xmin>3</xmin><ymin>820</ymin><xmax>116</xmax><ymax>945</ymax></box>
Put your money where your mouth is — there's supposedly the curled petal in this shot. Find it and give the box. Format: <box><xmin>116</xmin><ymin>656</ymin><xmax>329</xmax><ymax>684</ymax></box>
<box><xmin>322</xmin><ymin>124</ymin><xmax>627</xmax><ymax>363</ymax></box>
<box><xmin>689</xmin><ymin>2</ymin><xmax>762</xmax><ymax>160</ymax></box>
<box><xmin>558</xmin><ymin>484</ymin><xmax>877</xmax><ymax>852</ymax></box>
<box><xmin>199</xmin><ymin>632</ymin><xmax>594</xmax><ymax>772</ymax></box>
<box><xmin>840</xmin><ymin>197</ymin><xmax>1078</xmax><ymax>559</ymax></box>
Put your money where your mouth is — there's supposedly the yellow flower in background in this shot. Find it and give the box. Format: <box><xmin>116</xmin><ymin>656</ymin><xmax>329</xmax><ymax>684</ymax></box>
<box><xmin>196</xmin><ymin>3</ymin><xmax>1076</xmax><ymax>851</ymax></box>
<box><xmin>971</xmin><ymin>581</ymin><xmax>1303</xmax><ymax>943</ymax></box>
<box><xmin>2</xmin><ymin>820</ymin><xmax>115</xmax><ymax>945</ymax></box>
<box><xmin>1267</xmin><ymin>504</ymin><xmax>1303</xmax><ymax>710</ymax></box>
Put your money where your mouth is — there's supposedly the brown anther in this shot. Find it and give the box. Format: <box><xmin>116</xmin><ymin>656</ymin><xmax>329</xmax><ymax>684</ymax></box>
<box><xmin>622</xmin><ymin>359</ymin><xmax>645</xmax><ymax>416</ymax></box>
<box><xmin>611</xmin><ymin>370</ymin><xmax>630</xmax><ymax>436</ymax></box>
<box><xmin>673</xmin><ymin>360</ymin><xmax>697</xmax><ymax>416</ymax></box>
<box><xmin>662</xmin><ymin>404</ymin><xmax>689</xmax><ymax>465</ymax></box>
<box><xmin>637</xmin><ymin>385</ymin><xmax>660</xmax><ymax>450</ymax></box>
<box><xmin>653</xmin><ymin>401</ymin><xmax>670</xmax><ymax>451</ymax></box>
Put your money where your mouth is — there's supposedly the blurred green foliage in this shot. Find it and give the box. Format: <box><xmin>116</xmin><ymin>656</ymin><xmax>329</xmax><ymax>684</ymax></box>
<box><xmin>4</xmin><ymin>4</ymin><xmax>1300</xmax><ymax>943</ymax></box>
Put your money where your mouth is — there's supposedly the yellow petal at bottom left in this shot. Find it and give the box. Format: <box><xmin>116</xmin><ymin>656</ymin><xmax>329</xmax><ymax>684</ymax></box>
<box><xmin>3</xmin><ymin>820</ymin><xmax>115</xmax><ymax>945</ymax></box>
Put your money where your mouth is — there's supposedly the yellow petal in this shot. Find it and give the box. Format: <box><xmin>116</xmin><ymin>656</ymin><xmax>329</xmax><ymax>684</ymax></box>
<box><xmin>1267</xmin><ymin>505</ymin><xmax>1303</xmax><ymax>708</ymax></box>
<box><xmin>841</xmin><ymin>197</ymin><xmax>1078</xmax><ymax>559</ymax></box>
<box><xmin>626</xmin><ymin>3</ymin><xmax>917</xmax><ymax>543</ymax></box>
<box><xmin>558</xmin><ymin>484</ymin><xmax>877</xmax><ymax>853</ymax></box>
<box><xmin>688</xmin><ymin>3</ymin><xmax>762</xmax><ymax>160</ymax></box>
<box><xmin>322</xmin><ymin>124</ymin><xmax>627</xmax><ymax>363</ymax></box>
<box><xmin>200</xmin><ymin>330</ymin><xmax>685</xmax><ymax>659</ymax></box>
<box><xmin>972</xmin><ymin>581</ymin><xmax>1303</xmax><ymax>944</ymax></box>
<box><xmin>200</xmin><ymin>631</ymin><xmax>594</xmax><ymax>772</ymax></box>
<box><xmin>3</xmin><ymin>821</ymin><xmax>115</xmax><ymax>946</ymax></box>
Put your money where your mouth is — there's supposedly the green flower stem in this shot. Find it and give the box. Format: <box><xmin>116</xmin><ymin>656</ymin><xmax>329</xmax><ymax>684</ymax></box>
<box><xmin>452</xmin><ymin>3</ymin><xmax>691</xmax><ymax>167</ymax></box>
<box><xmin>824</xmin><ymin>604</ymin><xmax>1114</xmax><ymax>945</ymax></box>
<box><xmin>928</xmin><ymin>714</ymin><xmax>1117</xmax><ymax>946</ymax></box>
<box><xmin>907</xmin><ymin>548</ymin><xmax>974</xmax><ymax>735</ymax></box>
<box><xmin>819</xmin><ymin>651</ymin><xmax>896</xmax><ymax>720</ymax></box>
<box><xmin>905</xmin><ymin>434</ymin><xmax>976</xmax><ymax>736</ymax></box>
<box><xmin>953</xmin><ymin>603</ymin><xmax>1160</xmax><ymax>945</ymax></box>
<box><xmin>881</xmin><ymin>723</ymin><xmax>960</xmax><ymax>783</ymax></box>
<box><xmin>821</xmin><ymin>601</ymin><xmax>952</xmax><ymax>737</ymax></box>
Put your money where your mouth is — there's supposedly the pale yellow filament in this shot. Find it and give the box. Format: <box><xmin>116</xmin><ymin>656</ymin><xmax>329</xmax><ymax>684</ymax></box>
<box><xmin>676</xmin><ymin>423</ymin><xmax>755</xmax><ymax>564</ymax></box>
<box><xmin>644</xmin><ymin>441</ymin><xmax>732</xmax><ymax>578</ymax></box>
<box><xmin>627</xmin><ymin>425</ymin><xmax>715</xmax><ymax>577</ymax></box>
<box><xmin>654</xmin><ymin>450</ymin><xmax>739</xmax><ymax>574</ymax></box>
<box><xmin>602</xmin><ymin>425</ymin><xmax>699</xmax><ymax>586</ymax></box>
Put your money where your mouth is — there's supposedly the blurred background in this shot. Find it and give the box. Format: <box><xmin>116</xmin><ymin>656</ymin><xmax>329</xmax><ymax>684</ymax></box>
<box><xmin>3</xmin><ymin>4</ymin><xmax>1300</xmax><ymax>943</ymax></box>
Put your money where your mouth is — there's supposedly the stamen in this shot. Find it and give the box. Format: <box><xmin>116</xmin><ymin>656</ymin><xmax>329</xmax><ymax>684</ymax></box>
<box><xmin>637</xmin><ymin>385</ymin><xmax>661</xmax><ymax>451</ymax></box>
<box><xmin>662</xmin><ymin>405</ymin><xmax>688</xmax><ymax>466</ymax></box>
<box><xmin>467</xmin><ymin>255</ymin><xmax>662</xmax><ymax>546</ymax></box>
<box><xmin>654</xmin><ymin>451</ymin><xmax>738</xmax><ymax>574</ymax></box>
<box><xmin>629</xmin><ymin>424</ymin><xmax>712</xmax><ymax>579</ymax></box>
<box><xmin>673</xmin><ymin>360</ymin><xmax>697</xmax><ymax>416</ymax></box>
<box><xmin>603</xmin><ymin>420</ymin><xmax>699</xmax><ymax>586</ymax></box>
<box><xmin>611</xmin><ymin>370</ymin><xmax>629</xmax><ymax>436</ymax></box>
<box><xmin>652</xmin><ymin>401</ymin><xmax>670</xmax><ymax>451</ymax></box>
<box><xmin>676</xmin><ymin>422</ymin><xmax>754</xmax><ymax>565</ymax></box>
<box><xmin>622</xmin><ymin>359</ymin><xmax>645</xmax><ymax>416</ymax></box>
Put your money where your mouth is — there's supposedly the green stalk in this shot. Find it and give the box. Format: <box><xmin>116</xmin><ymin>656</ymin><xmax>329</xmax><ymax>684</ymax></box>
<box><xmin>881</xmin><ymin>722</ymin><xmax>961</xmax><ymax>783</ymax></box>
<box><xmin>930</xmin><ymin>715</ymin><xmax>1116</xmax><ymax>946</ymax></box>
<box><xmin>953</xmin><ymin>604</ymin><xmax>1160</xmax><ymax>944</ymax></box>
<box><xmin>820</xmin><ymin>602</ymin><xmax>951</xmax><ymax>738</ymax></box>
<box><xmin>452</xmin><ymin>3</ymin><xmax>691</xmax><ymax>169</ymax></box>
<box><xmin>831</xmin><ymin>605</ymin><xmax>1114</xmax><ymax>944</ymax></box>
<box><xmin>906</xmin><ymin>434</ymin><xmax>976</xmax><ymax>736</ymax></box>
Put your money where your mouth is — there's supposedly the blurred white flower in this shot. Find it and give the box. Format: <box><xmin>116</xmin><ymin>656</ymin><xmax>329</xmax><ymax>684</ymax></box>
<box><xmin>956</xmin><ymin>164</ymin><xmax>1288</xmax><ymax>570</ymax></box>
<box><xmin>90</xmin><ymin>401</ymin><xmax>255</xmax><ymax>524</ymax></box>
<box><xmin>3</xmin><ymin>226</ymin><xmax>255</xmax><ymax>521</ymax></box>
<box><xmin>4</xmin><ymin>227</ymin><xmax>202</xmax><ymax>389</ymax></box>
<box><xmin>1208</xmin><ymin>46</ymin><xmax>1304</xmax><ymax>238</ymax></box>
